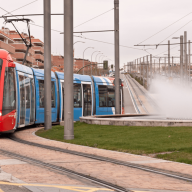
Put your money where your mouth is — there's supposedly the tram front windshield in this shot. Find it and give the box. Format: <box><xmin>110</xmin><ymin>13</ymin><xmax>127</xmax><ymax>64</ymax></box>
<box><xmin>2</xmin><ymin>67</ymin><xmax>16</xmax><ymax>116</ymax></box>
<box><xmin>0</xmin><ymin>59</ymin><xmax>3</xmax><ymax>77</ymax></box>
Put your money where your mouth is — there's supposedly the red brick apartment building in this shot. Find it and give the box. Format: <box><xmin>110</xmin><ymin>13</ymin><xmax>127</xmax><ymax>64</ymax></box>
<box><xmin>0</xmin><ymin>27</ymin><xmax>95</xmax><ymax>73</ymax></box>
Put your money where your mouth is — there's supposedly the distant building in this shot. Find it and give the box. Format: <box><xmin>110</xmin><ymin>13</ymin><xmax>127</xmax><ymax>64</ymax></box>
<box><xmin>0</xmin><ymin>26</ymin><xmax>97</xmax><ymax>73</ymax></box>
<box><xmin>0</xmin><ymin>28</ymin><xmax>15</xmax><ymax>59</ymax></box>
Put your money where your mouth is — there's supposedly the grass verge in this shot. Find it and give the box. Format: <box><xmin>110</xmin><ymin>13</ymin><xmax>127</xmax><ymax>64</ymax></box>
<box><xmin>36</xmin><ymin>122</ymin><xmax>192</xmax><ymax>164</ymax></box>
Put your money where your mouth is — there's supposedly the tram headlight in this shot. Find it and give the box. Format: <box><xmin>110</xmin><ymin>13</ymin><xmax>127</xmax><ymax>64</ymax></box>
<box><xmin>0</xmin><ymin>112</ymin><xmax>2</xmax><ymax>116</ymax></box>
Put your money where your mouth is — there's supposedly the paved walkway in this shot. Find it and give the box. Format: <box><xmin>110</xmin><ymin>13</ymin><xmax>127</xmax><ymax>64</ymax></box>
<box><xmin>0</xmin><ymin>128</ymin><xmax>191</xmax><ymax>192</ymax></box>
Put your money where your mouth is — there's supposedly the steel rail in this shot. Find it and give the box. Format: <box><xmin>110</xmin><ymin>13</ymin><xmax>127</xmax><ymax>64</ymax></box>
<box><xmin>0</xmin><ymin>148</ymin><xmax>129</xmax><ymax>192</ymax></box>
<box><xmin>123</xmin><ymin>75</ymin><xmax>140</xmax><ymax>114</ymax></box>
<box><xmin>124</xmin><ymin>75</ymin><xmax>148</xmax><ymax>113</ymax></box>
<box><xmin>127</xmin><ymin>74</ymin><xmax>159</xmax><ymax>109</ymax></box>
<box><xmin>9</xmin><ymin>135</ymin><xmax>192</xmax><ymax>183</ymax></box>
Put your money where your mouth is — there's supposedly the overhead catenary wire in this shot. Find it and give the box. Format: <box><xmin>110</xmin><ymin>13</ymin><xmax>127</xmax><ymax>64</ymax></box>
<box><xmin>137</xmin><ymin>10</ymin><xmax>192</xmax><ymax>45</ymax></box>
<box><xmin>0</xmin><ymin>13</ymin><xmax>64</xmax><ymax>18</ymax></box>
<box><xmin>2</xmin><ymin>0</ymin><xmax>39</xmax><ymax>16</ymax></box>
<box><xmin>135</xmin><ymin>41</ymin><xmax>192</xmax><ymax>47</ymax></box>
<box><xmin>74</xmin><ymin>8</ymin><xmax>114</xmax><ymax>28</ymax></box>
<box><xmin>136</xmin><ymin>19</ymin><xmax>192</xmax><ymax>57</ymax></box>
<box><xmin>154</xmin><ymin>45</ymin><xmax>179</xmax><ymax>56</ymax></box>
<box><xmin>157</xmin><ymin>19</ymin><xmax>192</xmax><ymax>45</ymax></box>
<box><xmin>0</xmin><ymin>6</ymin><xmax>146</xmax><ymax>52</ymax></box>
<box><xmin>74</xmin><ymin>35</ymin><xmax>145</xmax><ymax>51</ymax></box>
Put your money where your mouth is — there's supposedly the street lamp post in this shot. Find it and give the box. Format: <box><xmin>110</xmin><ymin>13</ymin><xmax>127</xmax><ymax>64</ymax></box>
<box><xmin>73</xmin><ymin>41</ymin><xmax>85</xmax><ymax>73</ymax></box>
<box><xmin>95</xmin><ymin>53</ymin><xmax>103</xmax><ymax>75</ymax></box>
<box><xmin>73</xmin><ymin>41</ymin><xmax>85</xmax><ymax>45</ymax></box>
<box><xmin>99</xmin><ymin>55</ymin><xmax>106</xmax><ymax>75</ymax></box>
<box><xmin>99</xmin><ymin>54</ymin><xmax>105</xmax><ymax>63</ymax></box>
<box><xmin>91</xmin><ymin>51</ymin><xmax>100</xmax><ymax>76</ymax></box>
<box><xmin>83</xmin><ymin>47</ymin><xmax>94</xmax><ymax>75</ymax></box>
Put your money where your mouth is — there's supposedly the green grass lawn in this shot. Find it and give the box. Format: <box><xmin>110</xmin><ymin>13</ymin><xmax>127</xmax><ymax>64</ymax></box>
<box><xmin>36</xmin><ymin>122</ymin><xmax>192</xmax><ymax>164</ymax></box>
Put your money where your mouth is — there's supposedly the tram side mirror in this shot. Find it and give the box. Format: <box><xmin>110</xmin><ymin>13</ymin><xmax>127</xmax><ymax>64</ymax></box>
<box><xmin>8</xmin><ymin>63</ymin><xmax>15</xmax><ymax>68</ymax></box>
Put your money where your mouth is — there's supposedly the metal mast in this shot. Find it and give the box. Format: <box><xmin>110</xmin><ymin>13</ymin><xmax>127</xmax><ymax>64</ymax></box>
<box><xmin>114</xmin><ymin>0</ymin><xmax>120</xmax><ymax>114</ymax></box>
<box><xmin>64</xmin><ymin>0</ymin><xmax>74</xmax><ymax>140</ymax></box>
<box><xmin>44</xmin><ymin>0</ymin><xmax>52</xmax><ymax>130</ymax></box>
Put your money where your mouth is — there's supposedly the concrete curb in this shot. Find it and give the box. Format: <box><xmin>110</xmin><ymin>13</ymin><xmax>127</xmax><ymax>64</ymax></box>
<box><xmin>80</xmin><ymin>116</ymin><xmax>192</xmax><ymax>127</ymax></box>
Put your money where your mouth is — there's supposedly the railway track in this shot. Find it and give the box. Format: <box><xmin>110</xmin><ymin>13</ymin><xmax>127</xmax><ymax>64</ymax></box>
<box><xmin>9</xmin><ymin>134</ymin><xmax>192</xmax><ymax>184</ymax></box>
<box><xmin>124</xmin><ymin>75</ymin><xmax>148</xmax><ymax>113</ymax></box>
<box><xmin>0</xmin><ymin>147</ymin><xmax>129</xmax><ymax>192</ymax></box>
<box><xmin>127</xmin><ymin>74</ymin><xmax>159</xmax><ymax>109</ymax></box>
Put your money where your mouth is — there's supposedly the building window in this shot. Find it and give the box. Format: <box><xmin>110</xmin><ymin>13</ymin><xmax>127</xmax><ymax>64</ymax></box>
<box><xmin>98</xmin><ymin>85</ymin><xmax>115</xmax><ymax>107</ymax></box>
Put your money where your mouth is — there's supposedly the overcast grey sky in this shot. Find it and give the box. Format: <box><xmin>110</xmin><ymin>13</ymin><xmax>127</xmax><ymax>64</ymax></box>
<box><xmin>1</xmin><ymin>0</ymin><xmax>192</xmax><ymax>67</ymax></box>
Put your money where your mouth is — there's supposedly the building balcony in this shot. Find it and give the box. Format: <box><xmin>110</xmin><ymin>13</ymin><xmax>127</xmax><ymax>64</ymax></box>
<box><xmin>33</xmin><ymin>61</ymin><xmax>44</xmax><ymax>68</ymax></box>
<box><xmin>33</xmin><ymin>46</ymin><xmax>44</xmax><ymax>54</ymax></box>
<box><xmin>34</xmin><ymin>54</ymin><xmax>44</xmax><ymax>62</ymax></box>
<box><xmin>0</xmin><ymin>40</ymin><xmax>15</xmax><ymax>54</ymax></box>
<box><xmin>14</xmin><ymin>52</ymin><xmax>33</xmax><ymax>63</ymax></box>
<box><xmin>12</xmin><ymin>44</ymin><xmax>34</xmax><ymax>55</ymax></box>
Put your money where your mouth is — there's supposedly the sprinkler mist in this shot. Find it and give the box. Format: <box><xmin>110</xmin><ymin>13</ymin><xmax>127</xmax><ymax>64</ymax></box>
<box><xmin>149</xmin><ymin>75</ymin><xmax>192</xmax><ymax>120</ymax></box>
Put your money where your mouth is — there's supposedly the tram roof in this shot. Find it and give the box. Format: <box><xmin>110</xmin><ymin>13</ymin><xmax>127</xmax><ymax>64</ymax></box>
<box><xmin>92</xmin><ymin>76</ymin><xmax>114</xmax><ymax>85</ymax></box>
<box><xmin>15</xmin><ymin>62</ymin><xmax>33</xmax><ymax>75</ymax></box>
<box><xmin>32</xmin><ymin>68</ymin><xmax>56</xmax><ymax>79</ymax></box>
<box><xmin>55</xmin><ymin>72</ymin><xmax>92</xmax><ymax>82</ymax></box>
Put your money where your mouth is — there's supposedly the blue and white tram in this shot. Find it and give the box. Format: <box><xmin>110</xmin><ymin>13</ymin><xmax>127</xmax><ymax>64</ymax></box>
<box><xmin>0</xmin><ymin>50</ymin><xmax>124</xmax><ymax>132</ymax></box>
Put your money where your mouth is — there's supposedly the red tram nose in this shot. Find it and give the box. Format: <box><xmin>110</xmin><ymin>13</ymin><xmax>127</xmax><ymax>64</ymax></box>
<box><xmin>0</xmin><ymin>111</ymin><xmax>2</xmax><ymax>130</ymax></box>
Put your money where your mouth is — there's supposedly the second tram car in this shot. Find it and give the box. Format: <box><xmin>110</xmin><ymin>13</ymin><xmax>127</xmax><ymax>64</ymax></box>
<box><xmin>0</xmin><ymin>50</ymin><xmax>124</xmax><ymax>133</ymax></box>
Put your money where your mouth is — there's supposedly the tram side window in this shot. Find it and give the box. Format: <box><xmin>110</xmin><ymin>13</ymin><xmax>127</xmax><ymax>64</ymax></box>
<box><xmin>39</xmin><ymin>80</ymin><xmax>44</xmax><ymax>108</ymax></box>
<box><xmin>98</xmin><ymin>85</ymin><xmax>115</xmax><ymax>107</ymax></box>
<box><xmin>51</xmin><ymin>82</ymin><xmax>55</xmax><ymax>108</ymax></box>
<box><xmin>107</xmin><ymin>86</ymin><xmax>115</xmax><ymax>107</ymax></box>
<box><xmin>26</xmin><ymin>85</ymin><xmax>30</xmax><ymax>108</ymax></box>
<box><xmin>0</xmin><ymin>59</ymin><xmax>3</xmax><ymax>77</ymax></box>
<box><xmin>98</xmin><ymin>85</ymin><xmax>108</xmax><ymax>107</ymax></box>
<box><xmin>2</xmin><ymin>67</ymin><xmax>16</xmax><ymax>116</ymax></box>
<box><xmin>74</xmin><ymin>83</ymin><xmax>82</xmax><ymax>108</ymax></box>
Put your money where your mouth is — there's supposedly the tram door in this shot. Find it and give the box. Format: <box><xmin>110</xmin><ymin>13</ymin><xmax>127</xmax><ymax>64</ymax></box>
<box><xmin>82</xmin><ymin>84</ymin><xmax>92</xmax><ymax>116</ymax></box>
<box><xmin>25</xmin><ymin>77</ymin><xmax>31</xmax><ymax>125</ymax></box>
<box><xmin>30</xmin><ymin>78</ymin><xmax>35</xmax><ymax>123</ymax></box>
<box><xmin>19</xmin><ymin>75</ymin><xmax>33</xmax><ymax>126</ymax></box>
<box><xmin>19</xmin><ymin>76</ymin><xmax>25</xmax><ymax>126</ymax></box>
<box><xmin>62</xmin><ymin>82</ymin><xmax>64</xmax><ymax>121</ymax></box>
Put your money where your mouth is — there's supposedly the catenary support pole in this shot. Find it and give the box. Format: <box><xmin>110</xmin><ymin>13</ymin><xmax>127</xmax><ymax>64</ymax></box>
<box><xmin>147</xmin><ymin>55</ymin><xmax>149</xmax><ymax>88</ymax></box>
<box><xmin>150</xmin><ymin>55</ymin><xmax>152</xmax><ymax>83</ymax></box>
<box><xmin>188</xmin><ymin>40</ymin><xmax>191</xmax><ymax>83</ymax></box>
<box><xmin>140</xmin><ymin>58</ymin><xmax>142</xmax><ymax>80</ymax></box>
<box><xmin>64</xmin><ymin>0</ymin><xmax>74</xmax><ymax>140</ymax></box>
<box><xmin>184</xmin><ymin>31</ymin><xmax>187</xmax><ymax>79</ymax></box>
<box><xmin>137</xmin><ymin>58</ymin><xmax>138</xmax><ymax>73</ymax></box>
<box><xmin>168</xmin><ymin>40</ymin><xmax>170</xmax><ymax>76</ymax></box>
<box><xmin>180</xmin><ymin>35</ymin><xmax>184</xmax><ymax>80</ymax></box>
<box><xmin>114</xmin><ymin>0</ymin><xmax>120</xmax><ymax>114</ymax></box>
<box><xmin>172</xmin><ymin>56</ymin><xmax>174</xmax><ymax>76</ymax></box>
<box><xmin>143</xmin><ymin>57</ymin><xmax>145</xmax><ymax>86</ymax></box>
<box><xmin>164</xmin><ymin>57</ymin><xmax>166</xmax><ymax>76</ymax></box>
<box><xmin>44</xmin><ymin>0</ymin><xmax>52</xmax><ymax>130</ymax></box>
